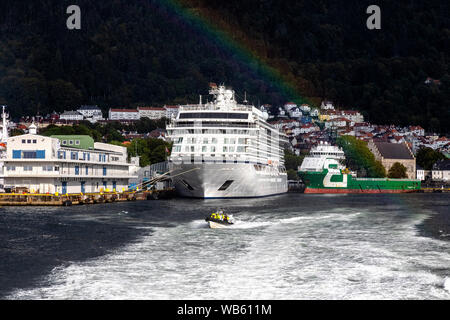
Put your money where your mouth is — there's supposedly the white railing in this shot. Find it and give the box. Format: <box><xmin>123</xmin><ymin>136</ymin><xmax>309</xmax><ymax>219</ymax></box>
<box><xmin>178</xmin><ymin>104</ymin><xmax>253</xmax><ymax>112</ymax></box>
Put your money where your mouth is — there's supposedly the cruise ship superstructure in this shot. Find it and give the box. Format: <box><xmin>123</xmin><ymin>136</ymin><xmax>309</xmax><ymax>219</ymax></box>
<box><xmin>167</xmin><ymin>85</ymin><xmax>288</xmax><ymax>198</ymax></box>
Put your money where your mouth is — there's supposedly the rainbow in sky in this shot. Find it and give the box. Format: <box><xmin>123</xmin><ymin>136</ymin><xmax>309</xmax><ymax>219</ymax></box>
<box><xmin>152</xmin><ymin>0</ymin><xmax>311</xmax><ymax>107</ymax></box>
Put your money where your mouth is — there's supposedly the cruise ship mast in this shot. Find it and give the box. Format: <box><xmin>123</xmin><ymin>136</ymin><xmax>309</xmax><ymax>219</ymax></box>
<box><xmin>1</xmin><ymin>105</ymin><xmax>9</xmax><ymax>143</ymax></box>
<box><xmin>207</xmin><ymin>84</ymin><xmax>238</xmax><ymax>110</ymax></box>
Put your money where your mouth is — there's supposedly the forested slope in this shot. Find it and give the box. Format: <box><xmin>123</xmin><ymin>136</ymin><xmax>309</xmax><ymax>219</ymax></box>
<box><xmin>0</xmin><ymin>0</ymin><xmax>448</xmax><ymax>132</ymax></box>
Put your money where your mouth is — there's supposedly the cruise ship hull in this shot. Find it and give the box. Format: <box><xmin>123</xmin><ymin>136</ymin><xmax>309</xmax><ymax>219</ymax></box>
<box><xmin>169</xmin><ymin>162</ymin><xmax>288</xmax><ymax>198</ymax></box>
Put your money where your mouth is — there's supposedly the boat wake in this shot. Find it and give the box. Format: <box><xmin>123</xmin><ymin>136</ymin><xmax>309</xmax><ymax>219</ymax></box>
<box><xmin>444</xmin><ymin>278</ymin><xmax>450</xmax><ymax>294</ymax></box>
<box><xmin>6</xmin><ymin>200</ymin><xmax>450</xmax><ymax>300</ymax></box>
<box><xmin>188</xmin><ymin>211</ymin><xmax>364</xmax><ymax>230</ymax></box>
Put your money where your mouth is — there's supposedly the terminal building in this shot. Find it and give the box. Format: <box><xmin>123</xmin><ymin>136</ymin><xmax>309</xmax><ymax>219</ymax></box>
<box><xmin>3</xmin><ymin>129</ymin><xmax>138</xmax><ymax>194</ymax></box>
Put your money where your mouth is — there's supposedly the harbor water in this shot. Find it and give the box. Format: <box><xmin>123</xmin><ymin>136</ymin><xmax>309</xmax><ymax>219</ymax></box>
<box><xmin>1</xmin><ymin>193</ymin><xmax>449</xmax><ymax>299</ymax></box>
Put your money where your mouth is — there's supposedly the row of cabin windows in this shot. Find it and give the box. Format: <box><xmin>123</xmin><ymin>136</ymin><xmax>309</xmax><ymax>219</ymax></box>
<box><xmin>182</xmin><ymin>137</ymin><xmax>248</xmax><ymax>145</ymax></box>
<box><xmin>173</xmin><ymin>146</ymin><xmax>247</xmax><ymax>153</ymax></box>
<box><xmin>171</xmin><ymin>129</ymin><xmax>253</xmax><ymax>135</ymax></box>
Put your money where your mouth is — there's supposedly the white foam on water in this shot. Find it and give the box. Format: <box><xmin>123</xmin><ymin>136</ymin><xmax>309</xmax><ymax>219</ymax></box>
<box><xmin>8</xmin><ymin>208</ymin><xmax>450</xmax><ymax>300</ymax></box>
<box><xmin>444</xmin><ymin>278</ymin><xmax>450</xmax><ymax>293</ymax></box>
<box><xmin>189</xmin><ymin>220</ymin><xmax>210</xmax><ymax>229</ymax></box>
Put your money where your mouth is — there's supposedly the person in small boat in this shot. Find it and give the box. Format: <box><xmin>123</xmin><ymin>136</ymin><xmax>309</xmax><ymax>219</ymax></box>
<box><xmin>208</xmin><ymin>211</ymin><xmax>232</xmax><ymax>223</ymax></box>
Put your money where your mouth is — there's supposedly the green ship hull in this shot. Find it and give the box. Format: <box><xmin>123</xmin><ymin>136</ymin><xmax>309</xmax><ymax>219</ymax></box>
<box><xmin>298</xmin><ymin>170</ymin><xmax>421</xmax><ymax>194</ymax></box>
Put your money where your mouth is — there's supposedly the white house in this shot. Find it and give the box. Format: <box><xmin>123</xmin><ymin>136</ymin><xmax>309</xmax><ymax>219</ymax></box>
<box><xmin>284</xmin><ymin>102</ymin><xmax>297</xmax><ymax>112</ymax></box>
<box><xmin>433</xmin><ymin>137</ymin><xmax>450</xmax><ymax>149</ymax></box>
<box><xmin>109</xmin><ymin>108</ymin><xmax>140</xmax><ymax>121</ymax></box>
<box><xmin>328</xmin><ymin>110</ymin><xmax>363</xmax><ymax>123</ymax></box>
<box><xmin>389</xmin><ymin>136</ymin><xmax>406</xmax><ymax>144</ymax></box>
<box><xmin>416</xmin><ymin>166</ymin><xmax>425</xmax><ymax>181</ymax></box>
<box><xmin>278</xmin><ymin>107</ymin><xmax>287</xmax><ymax>118</ymax></box>
<box><xmin>299</xmin><ymin>104</ymin><xmax>311</xmax><ymax>113</ymax></box>
<box><xmin>310</xmin><ymin>108</ymin><xmax>319</xmax><ymax>117</ymax></box>
<box><xmin>164</xmin><ymin>105</ymin><xmax>179</xmax><ymax>119</ymax></box>
<box><xmin>340</xmin><ymin>110</ymin><xmax>364</xmax><ymax>123</ymax></box>
<box><xmin>408</xmin><ymin>126</ymin><xmax>425</xmax><ymax>136</ymax></box>
<box><xmin>320</xmin><ymin>101</ymin><xmax>335</xmax><ymax>110</ymax></box>
<box><xmin>325</xmin><ymin>117</ymin><xmax>352</xmax><ymax>129</ymax></box>
<box><xmin>260</xmin><ymin>104</ymin><xmax>271</xmax><ymax>112</ymax></box>
<box><xmin>60</xmin><ymin>110</ymin><xmax>84</xmax><ymax>121</ymax></box>
<box><xmin>269</xmin><ymin>119</ymin><xmax>299</xmax><ymax>130</ymax></box>
<box><xmin>3</xmin><ymin>133</ymin><xmax>137</xmax><ymax>194</ymax></box>
<box><xmin>432</xmin><ymin>160</ymin><xmax>450</xmax><ymax>182</ymax></box>
<box><xmin>288</xmin><ymin>107</ymin><xmax>302</xmax><ymax>119</ymax></box>
<box><xmin>299</xmin><ymin>123</ymin><xmax>319</xmax><ymax>134</ymax></box>
<box><xmin>77</xmin><ymin>105</ymin><xmax>103</xmax><ymax>119</ymax></box>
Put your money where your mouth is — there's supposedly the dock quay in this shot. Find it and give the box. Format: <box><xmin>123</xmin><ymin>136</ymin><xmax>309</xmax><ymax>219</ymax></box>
<box><xmin>420</xmin><ymin>187</ymin><xmax>450</xmax><ymax>193</ymax></box>
<box><xmin>0</xmin><ymin>188</ymin><xmax>176</xmax><ymax>206</ymax></box>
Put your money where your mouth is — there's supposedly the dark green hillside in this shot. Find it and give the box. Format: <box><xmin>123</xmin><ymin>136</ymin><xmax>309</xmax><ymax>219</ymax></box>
<box><xmin>0</xmin><ymin>0</ymin><xmax>448</xmax><ymax>132</ymax></box>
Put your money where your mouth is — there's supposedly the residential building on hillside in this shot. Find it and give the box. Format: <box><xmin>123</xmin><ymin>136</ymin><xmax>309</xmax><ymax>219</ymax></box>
<box><xmin>77</xmin><ymin>105</ymin><xmax>103</xmax><ymax>118</ymax></box>
<box><xmin>325</xmin><ymin>117</ymin><xmax>353</xmax><ymax>129</ymax></box>
<box><xmin>310</xmin><ymin>109</ymin><xmax>319</xmax><ymax>117</ymax></box>
<box><xmin>320</xmin><ymin>101</ymin><xmax>335</xmax><ymax>110</ymax></box>
<box><xmin>339</xmin><ymin>110</ymin><xmax>364</xmax><ymax>123</ymax></box>
<box><xmin>408</xmin><ymin>126</ymin><xmax>425</xmax><ymax>136</ymax></box>
<box><xmin>288</xmin><ymin>107</ymin><xmax>302</xmax><ymax>119</ymax></box>
<box><xmin>416</xmin><ymin>165</ymin><xmax>425</xmax><ymax>181</ymax></box>
<box><xmin>109</xmin><ymin>108</ymin><xmax>140</xmax><ymax>120</ymax></box>
<box><xmin>432</xmin><ymin>159</ymin><xmax>450</xmax><ymax>182</ymax></box>
<box><xmin>260</xmin><ymin>104</ymin><xmax>271</xmax><ymax>113</ymax></box>
<box><xmin>299</xmin><ymin>104</ymin><xmax>311</xmax><ymax>113</ymax></box>
<box><xmin>164</xmin><ymin>105</ymin><xmax>179</xmax><ymax>119</ymax></box>
<box><xmin>284</xmin><ymin>102</ymin><xmax>297</xmax><ymax>112</ymax></box>
<box><xmin>278</xmin><ymin>107</ymin><xmax>288</xmax><ymax>118</ymax></box>
<box><xmin>138</xmin><ymin>107</ymin><xmax>166</xmax><ymax>120</ymax></box>
<box><xmin>60</xmin><ymin>111</ymin><xmax>84</xmax><ymax>121</ymax></box>
<box><xmin>3</xmin><ymin>134</ymin><xmax>137</xmax><ymax>194</ymax></box>
<box><xmin>299</xmin><ymin>123</ymin><xmax>319</xmax><ymax>134</ymax></box>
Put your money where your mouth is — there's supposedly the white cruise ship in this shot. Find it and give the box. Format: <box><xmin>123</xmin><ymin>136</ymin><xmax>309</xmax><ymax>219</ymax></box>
<box><xmin>167</xmin><ymin>84</ymin><xmax>288</xmax><ymax>198</ymax></box>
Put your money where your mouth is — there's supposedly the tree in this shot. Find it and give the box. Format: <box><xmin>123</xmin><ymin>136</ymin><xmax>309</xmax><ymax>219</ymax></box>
<box><xmin>10</xmin><ymin>128</ymin><xmax>25</xmax><ymax>136</ymax></box>
<box><xmin>284</xmin><ymin>149</ymin><xmax>304</xmax><ymax>171</ymax></box>
<box><xmin>126</xmin><ymin>137</ymin><xmax>171</xmax><ymax>167</ymax></box>
<box><xmin>287</xmin><ymin>169</ymin><xmax>299</xmax><ymax>181</ymax></box>
<box><xmin>416</xmin><ymin>147</ymin><xmax>445</xmax><ymax>170</ymax></box>
<box><xmin>336</xmin><ymin>135</ymin><xmax>386</xmax><ymax>178</ymax></box>
<box><xmin>388</xmin><ymin>162</ymin><xmax>408</xmax><ymax>178</ymax></box>
<box><xmin>1</xmin><ymin>0</ymin><xmax>449</xmax><ymax>133</ymax></box>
